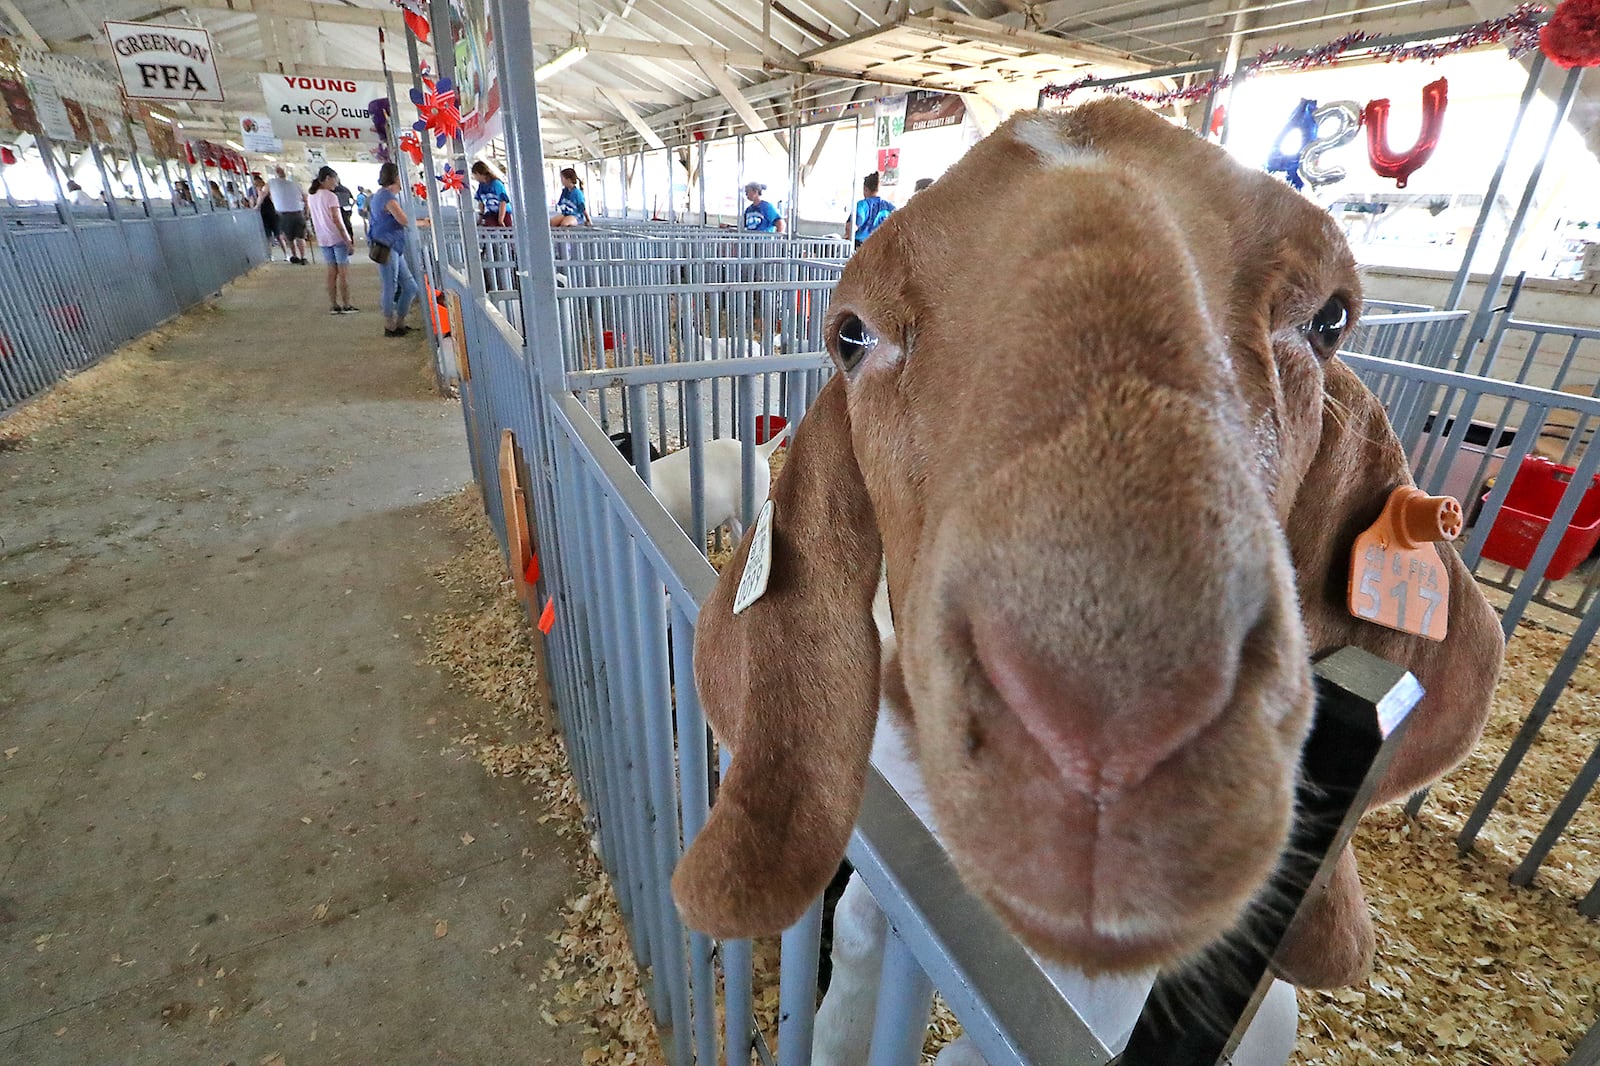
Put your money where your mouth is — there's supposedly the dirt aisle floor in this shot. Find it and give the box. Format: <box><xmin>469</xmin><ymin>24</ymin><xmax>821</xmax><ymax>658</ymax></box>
<box><xmin>0</xmin><ymin>260</ymin><xmax>593</xmax><ymax>1064</ymax></box>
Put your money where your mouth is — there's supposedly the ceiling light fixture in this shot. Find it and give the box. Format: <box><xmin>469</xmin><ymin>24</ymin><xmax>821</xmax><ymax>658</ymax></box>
<box><xmin>535</xmin><ymin>46</ymin><xmax>588</xmax><ymax>80</ymax></box>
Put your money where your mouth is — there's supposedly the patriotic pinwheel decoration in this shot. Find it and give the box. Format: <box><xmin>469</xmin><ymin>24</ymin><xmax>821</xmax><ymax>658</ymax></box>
<box><xmin>437</xmin><ymin>164</ymin><xmax>467</xmax><ymax>194</ymax></box>
<box><xmin>399</xmin><ymin>131</ymin><xmax>424</xmax><ymax>165</ymax></box>
<box><xmin>410</xmin><ymin>77</ymin><xmax>461</xmax><ymax>148</ymax></box>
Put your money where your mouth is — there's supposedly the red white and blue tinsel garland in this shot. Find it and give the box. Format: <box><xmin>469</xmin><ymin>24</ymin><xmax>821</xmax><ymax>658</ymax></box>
<box><xmin>1039</xmin><ymin>3</ymin><xmax>1546</xmax><ymax>106</ymax></box>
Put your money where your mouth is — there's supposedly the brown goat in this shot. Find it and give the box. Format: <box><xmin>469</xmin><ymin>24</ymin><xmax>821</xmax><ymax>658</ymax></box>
<box><xmin>673</xmin><ymin>100</ymin><xmax>1504</xmax><ymax>990</ymax></box>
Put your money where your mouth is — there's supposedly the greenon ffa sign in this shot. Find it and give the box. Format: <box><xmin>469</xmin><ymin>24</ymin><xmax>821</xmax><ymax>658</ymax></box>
<box><xmin>104</xmin><ymin>21</ymin><xmax>224</xmax><ymax>103</ymax></box>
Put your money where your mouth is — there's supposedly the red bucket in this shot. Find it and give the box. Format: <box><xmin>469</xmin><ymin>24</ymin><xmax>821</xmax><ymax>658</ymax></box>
<box><xmin>754</xmin><ymin>415</ymin><xmax>788</xmax><ymax>446</ymax></box>
<box><xmin>1479</xmin><ymin>456</ymin><xmax>1600</xmax><ymax>580</ymax></box>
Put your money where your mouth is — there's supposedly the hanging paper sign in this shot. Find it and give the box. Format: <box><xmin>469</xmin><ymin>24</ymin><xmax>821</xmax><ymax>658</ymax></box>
<box><xmin>141</xmin><ymin>107</ymin><xmax>179</xmax><ymax>159</ymax></box>
<box><xmin>105</xmin><ymin>21</ymin><xmax>224</xmax><ymax>102</ymax></box>
<box><xmin>903</xmin><ymin>90</ymin><xmax>966</xmax><ymax>132</ymax></box>
<box><xmin>28</xmin><ymin>77</ymin><xmax>76</xmax><ymax>142</ymax></box>
<box><xmin>305</xmin><ymin>145</ymin><xmax>328</xmax><ymax>165</ymax></box>
<box><xmin>877</xmin><ymin>148</ymin><xmax>900</xmax><ymax>185</ymax></box>
<box><xmin>259</xmin><ymin>74</ymin><xmax>390</xmax><ymax>144</ymax></box>
<box><xmin>89</xmin><ymin>109</ymin><xmax>116</xmax><ymax>144</ymax></box>
<box><xmin>63</xmin><ymin>99</ymin><xmax>93</xmax><ymax>143</ymax></box>
<box><xmin>447</xmin><ymin>0</ymin><xmax>503</xmax><ymax>153</ymax></box>
<box><xmin>875</xmin><ymin>94</ymin><xmax>906</xmax><ymax>147</ymax></box>
<box><xmin>239</xmin><ymin>112</ymin><xmax>283</xmax><ymax>153</ymax></box>
<box><xmin>0</xmin><ymin>80</ymin><xmax>38</xmax><ymax>134</ymax></box>
<box><xmin>130</xmin><ymin>121</ymin><xmax>153</xmax><ymax>156</ymax></box>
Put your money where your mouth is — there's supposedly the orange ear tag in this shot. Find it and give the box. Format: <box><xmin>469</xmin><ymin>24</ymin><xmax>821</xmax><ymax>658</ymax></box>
<box><xmin>1347</xmin><ymin>486</ymin><xmax>1462</xmax><ymax>642</ymax></box>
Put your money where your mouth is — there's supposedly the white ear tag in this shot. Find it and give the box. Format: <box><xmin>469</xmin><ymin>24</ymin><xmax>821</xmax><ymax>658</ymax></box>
<box><xmin>732</xmin><ymin>499</ymin><xmax>775</xmax><ymax>615</ymax></box>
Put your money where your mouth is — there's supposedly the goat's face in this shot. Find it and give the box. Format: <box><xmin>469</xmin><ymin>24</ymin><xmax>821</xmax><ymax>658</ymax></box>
<box><xmin>677</xmin><ymin>100</ymin><xmax>1501</xmax><ymax>988</ymax></box>
<box><xmin>830</xmin><ymin>104</ymin><xmax>1350</xmax><ymax>969</ymax></box>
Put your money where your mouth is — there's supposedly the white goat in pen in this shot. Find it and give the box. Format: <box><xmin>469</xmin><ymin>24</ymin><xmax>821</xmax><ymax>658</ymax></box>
<box><xmin>673</xmin><ymin>102</ymin><xmax>1505</xmax><ymax>1058</ymax></box>
<box><xmin>639</xmin><ymin>425</ymin><xmax>790</xmax><ymax>543</ymax></box>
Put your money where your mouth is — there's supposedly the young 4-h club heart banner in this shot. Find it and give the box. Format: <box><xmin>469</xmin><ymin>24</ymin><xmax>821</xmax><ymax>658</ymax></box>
<box><xmin>259</xmin><ymin>75</ymin><xmax>390</xmax><ymax>145</ymax></box>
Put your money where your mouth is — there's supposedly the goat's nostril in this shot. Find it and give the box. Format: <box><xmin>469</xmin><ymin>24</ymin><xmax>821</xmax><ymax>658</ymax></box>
<box><xmin>963</xmin><ymin>717</ymin><xmax>986</xmax><ymax>759</ymax></box>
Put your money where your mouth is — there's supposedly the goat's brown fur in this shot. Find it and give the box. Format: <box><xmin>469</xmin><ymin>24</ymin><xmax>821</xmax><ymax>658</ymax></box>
<box><xmin>675</xmin><ymin>101</ymin><xmax>1502</xmax><ymax>990</ymax></box>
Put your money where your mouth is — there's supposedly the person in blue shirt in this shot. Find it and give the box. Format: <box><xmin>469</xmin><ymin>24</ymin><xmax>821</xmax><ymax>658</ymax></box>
<box><xmin>471</xmin><ymin>159</ymin><xmax>512</xmax><ymax>227</ymax></box>
<box><xmin>847</xmin><ymin>171</ymin><xmax>895</xmax><ymax>249</ymax></box>
<box><xmin>742</xmin><ymin>182</ymin><xmax>783</xmax><ymax>233</ymax></box>
<box><xmin>550</xmin><ymin>167</ymin><xmax>591</xmax><ymax>228</ymax></box>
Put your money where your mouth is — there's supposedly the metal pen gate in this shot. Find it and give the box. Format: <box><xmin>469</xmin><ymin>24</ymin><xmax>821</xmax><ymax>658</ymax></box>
<box><xmin>0</xmin><ymin>207</ymin><xmax>268</xmax><ymax>415</ymax></box>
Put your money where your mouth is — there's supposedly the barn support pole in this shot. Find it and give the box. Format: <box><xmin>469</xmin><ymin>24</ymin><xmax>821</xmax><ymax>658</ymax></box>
<box><xmin>1456</xmin><ymin>66</ymin><xmax>1582</xmax><ymax>375</ymax></box>
<box><xmin>1444</xmin><ymin>51</ymin><xmax>1546</xmax><ymax>312</ymax></box>
<box><xmin>698</xmin><ymin>138</ymin><xmax>708</xmax><ymax>225</ymax></box>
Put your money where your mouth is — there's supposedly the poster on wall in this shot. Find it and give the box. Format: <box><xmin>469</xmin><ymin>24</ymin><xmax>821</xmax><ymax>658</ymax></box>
<box><xmin>0</xmin><ymin>42</ymin><xmax>39</xmax><ymax>136</ymax></box>
<box><xmin>259</xmin><ymin>74</ymin><xmax>388</xmax><ymax>146</ymax></box>
<box><xmin>139</xmin><ymin>105</ymin><xmax>179</xmax><ymax>159</ymax></box>
<box><xmin>88</xmin><ymin>109</ymin><xmax>115</xmax><ymax>144</ymax></box>
<box><xmin>877</xmin><ymin>148</ymin><xmax>900</xmax><ymax>186</ymax></box>
<box><xmin>448</xmin><ymin>0</ymin><xmax>503</xmax><ymax>152</ymax></box>
<box><xmin>104</xmin><ymin>21</ymin><xmax>225</xmax><ymax>102</ymax></box>
<box><xmin>903</xmin><ymin>90</ymin><xmax>966</xmax><ymax>133</ymax></box>
<box><xmin>131</xmin><ymin>120</ymin><xmax>154</xmax><ymax>157</ymax></box>
<box><xmin>305</xmin><ymin>145</ymin><xmax>328</xmax><ymax>165</ymax></box>
<box><xmin>28</xmin><ymin>77</ymin><xmax>76</xmax><ymax>142</ymax></box>
<box><xmin>875</xmin><ymin>94</ymin><xmax>906</xmax><ymax>148</ymax></box>
<box><xmin>239</xmin><ymin>112</ymin><xmax>283</xmax><ymax>153</ymax></box>
<box><xmin>64</xmin><ymin>99</ymin><xmax>93</xmax><ymax>143</ymax></box>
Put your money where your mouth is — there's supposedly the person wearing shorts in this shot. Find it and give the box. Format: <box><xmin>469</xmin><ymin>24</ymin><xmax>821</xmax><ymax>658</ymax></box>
<box><xmin>268</xmin><ymin>165</ymin><xmax>309</xmax><ymax>264</ymax></box>
<box><xmin>307</xmin><ymin>166</ymin><xmax>357</xmax><ymax>314</ymax></box>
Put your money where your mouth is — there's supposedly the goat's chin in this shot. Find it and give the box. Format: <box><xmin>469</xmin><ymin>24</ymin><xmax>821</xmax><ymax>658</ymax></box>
<box><xmin>982</xmin><ymin>886</ymin><xmax>1233</xmax><ymax>974</ymax></box>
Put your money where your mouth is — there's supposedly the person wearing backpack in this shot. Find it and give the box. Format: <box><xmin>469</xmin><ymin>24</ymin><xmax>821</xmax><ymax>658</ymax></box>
<box><xmin>846</xmin><ymin>172</ymin><xmax>895</xmax><ymax>249</ymax></box>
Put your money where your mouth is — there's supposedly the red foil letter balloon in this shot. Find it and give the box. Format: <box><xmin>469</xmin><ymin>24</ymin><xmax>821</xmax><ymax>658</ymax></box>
<box><xmin>1364</xmin><ymin>78</ymin><xmax>1448</xmax><ymax>189</ymax></box>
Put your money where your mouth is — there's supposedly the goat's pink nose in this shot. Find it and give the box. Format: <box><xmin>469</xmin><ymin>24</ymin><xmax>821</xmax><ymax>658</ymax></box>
<box><xmin>969</xmin><ymin>613</ymin><xmax>1233</xmax><ymax>796</ymax></box>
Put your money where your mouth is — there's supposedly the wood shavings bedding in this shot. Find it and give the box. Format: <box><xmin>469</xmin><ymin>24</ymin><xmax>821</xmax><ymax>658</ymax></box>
<box><xmin>426</xmin><ymin>486</ymin><xmax>1600</xmax><ymax>1064</ymax></box>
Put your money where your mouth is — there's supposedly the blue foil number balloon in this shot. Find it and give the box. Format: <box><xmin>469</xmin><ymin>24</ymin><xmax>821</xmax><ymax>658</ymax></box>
<box><xmin>1265</xmin><ymin>98</ymin><xmax>1319</xmax><ymax>191</ymax></box>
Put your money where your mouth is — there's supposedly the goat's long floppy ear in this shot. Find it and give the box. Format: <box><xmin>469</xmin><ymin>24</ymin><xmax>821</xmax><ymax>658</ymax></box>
<box><xmin>672</xmin><ymin>376</ymin><xmax>884</xmax><ymax>938</ymax></box>
<box><xmin>1274</xmin><ymin>360</ymin><xmax>1504</xmax><ymax>987</ymax></box>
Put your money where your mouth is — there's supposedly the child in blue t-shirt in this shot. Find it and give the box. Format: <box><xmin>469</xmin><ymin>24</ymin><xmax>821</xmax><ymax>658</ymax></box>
<box><xmin>551</xmin><ymin>167</ymin><xmax>590</xmax><ymax>228</ymax></box>
<box><xmin>848</xmin><ymin>171</ymin><xmax>895</xmax><ymax>248</ymax></box>
<box><xmin>471</xmin><ymin>160</ymin><xmax>512</xmax><ymax>226</ymax></box>
<box><xmin>742</xmin><ymin>182</ymin><xmax>783</xmax><ymax>232</ymax></box>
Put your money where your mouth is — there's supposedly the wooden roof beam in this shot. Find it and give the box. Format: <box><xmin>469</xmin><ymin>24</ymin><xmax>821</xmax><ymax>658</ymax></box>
<box><xmin>599</xmin><ymin>86</ymin><xmax>668</xmax><ymax>148</ymax></box>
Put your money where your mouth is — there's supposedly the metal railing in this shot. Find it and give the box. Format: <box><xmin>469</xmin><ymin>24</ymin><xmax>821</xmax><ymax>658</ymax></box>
<box><xmin>0</xmin><ymin>206</ymin><xmax>267</xmax><ymax>414</ymax></box>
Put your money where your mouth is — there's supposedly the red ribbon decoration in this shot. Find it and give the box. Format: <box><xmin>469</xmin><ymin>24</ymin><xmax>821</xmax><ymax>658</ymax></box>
<box><xmin>1364</xmin><ymin>77</ymin><xmax>1448</xmax><ymax>189</ymax></box>
<box><xmin>403</xmin><ymin>8</ymin><xmax>431</xmax><ymax>42</ymax></box>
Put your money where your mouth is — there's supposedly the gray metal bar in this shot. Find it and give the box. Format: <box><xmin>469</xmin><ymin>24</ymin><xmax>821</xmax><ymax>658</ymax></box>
<box><xmin>1445</xmin><ymin>51</ymin><xmax>1546</xmax><ymax>311</ymax></box>
<box><xmin>777</xmin><ymin>899</ymin><xmax>825</xmax><ymax>1066</ymax></box>
<box><xmin>1462</xmin><ymin>588</ymin><xmax>1600</xmax><ymax>856</ymax></box>
<box><xmin>866</xmin><ymin>929</ymin><xmax>937</xmax><ymax>1066</ymax></box>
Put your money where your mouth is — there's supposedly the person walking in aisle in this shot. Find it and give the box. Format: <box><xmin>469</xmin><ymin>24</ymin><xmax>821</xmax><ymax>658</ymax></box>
<box><xmin>254</xmin><ymin>173</ymin><xmax>287</xmax><ymax>261</ymax></box>
<box><xmin>267</xmin><ymin>165</ymin><xmax>309</xmax><ymax>264</ymax></box>
<box><xmin>845</xmin><ymin>171</ymin><xmax>895</xmax><ymax>249</ymax></box>
<box><xmin>472</xmin><ymin>160</ymin><xmax>512</xmax><ymax>227</ymax></box>
<box><xmin>308</xmin><ymin>165</ymin><xmax>358</xmax><ymax>315</ymax></box>
<box><xmin>368</xmin><ymin>162</ymin><xmax>420</xmax><ymax>337</ymax></box>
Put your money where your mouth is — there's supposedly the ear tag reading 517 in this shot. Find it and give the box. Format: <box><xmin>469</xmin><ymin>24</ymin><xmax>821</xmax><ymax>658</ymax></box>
<box><xmin>732</xmin><ymin>499</ymin><xmax>775</xmax><ymax>615</ymax></box>
<box><xmin>1347</xmin><ymin>486</ymin><xmax>1462</xmax><ymax>642</ymax></box>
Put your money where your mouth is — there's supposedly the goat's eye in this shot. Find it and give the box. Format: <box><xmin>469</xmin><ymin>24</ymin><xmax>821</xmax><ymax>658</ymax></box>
<box><xmin>1301</xmin><ymin>297</ymin><xmax>1349</xmax><ymax>357</ymax></box>
<box><xmin>833</xmin><ymin>314</ymin><xmax>877</xmax><ymax>372</ymax></box>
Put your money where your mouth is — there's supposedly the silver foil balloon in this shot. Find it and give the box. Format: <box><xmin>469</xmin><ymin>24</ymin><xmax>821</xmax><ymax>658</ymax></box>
<box><xmin>1299</xmin><ymin>101</ymin><xmax>1363</xmax><ymax>188</ymax></box>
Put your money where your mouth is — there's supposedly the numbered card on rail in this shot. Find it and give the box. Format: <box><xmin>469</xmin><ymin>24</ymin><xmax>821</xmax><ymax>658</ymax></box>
<box><xmin>1347</xmin><ymin>533</ymin><xmax>1450</xmax><ymax>642</ymax></box>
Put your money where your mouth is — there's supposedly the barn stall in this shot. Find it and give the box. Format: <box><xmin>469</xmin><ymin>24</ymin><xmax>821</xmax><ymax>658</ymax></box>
<box><xmin>393</xmin><ymin>0</ymin><xmax>1600</xmax><ymax>1063</ymax></box>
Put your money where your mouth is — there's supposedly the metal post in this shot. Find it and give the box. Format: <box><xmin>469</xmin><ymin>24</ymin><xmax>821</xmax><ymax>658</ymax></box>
<box><xmin>405</xmin><ymin>27</ymin><xmax>446</xmax><ymax>276</ymax></box>
<box><xmin>1445</xmin><ymin>52</ymin><xmax>1546</xmax><ymax>311</ymax></box>
<box><xmin>865</xmin><ymin>930</ymin><xmax>936</xmax><ymax>1066</ymax></box>
<box><xmin>698</xmin><ymin>139</ymin><xmax>708</xmax><ymax>226</ymax></box>
<box><xmin>122</xmin><ymin>117</ymin><xmax>153</xmax><ymax>218</ymax></box>
<box><xmin>89</xmin><ymin>142</ymin><xmax>120</xmax><ymax>222</ymax></box>
<box><xmin>1457</xmin><ymin>67</ymin><xmax>1583</xmax><ymax>369</ymax></box>
<box><xmin>430</xmin><ymin>0</ymin><xmax>490</xmax><ymax>306</ymax></box>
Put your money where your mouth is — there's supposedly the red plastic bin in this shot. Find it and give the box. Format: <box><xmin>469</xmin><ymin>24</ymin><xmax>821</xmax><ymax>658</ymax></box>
<box><xmin>753</xmin><ymin>414</ymin><xmax>788</xmax><ymax>446</ymax></box>
<box><xmin>1478</xmin><ymin>456</ymin><xmax>1600</xmax><ymax>580</ymax></box>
